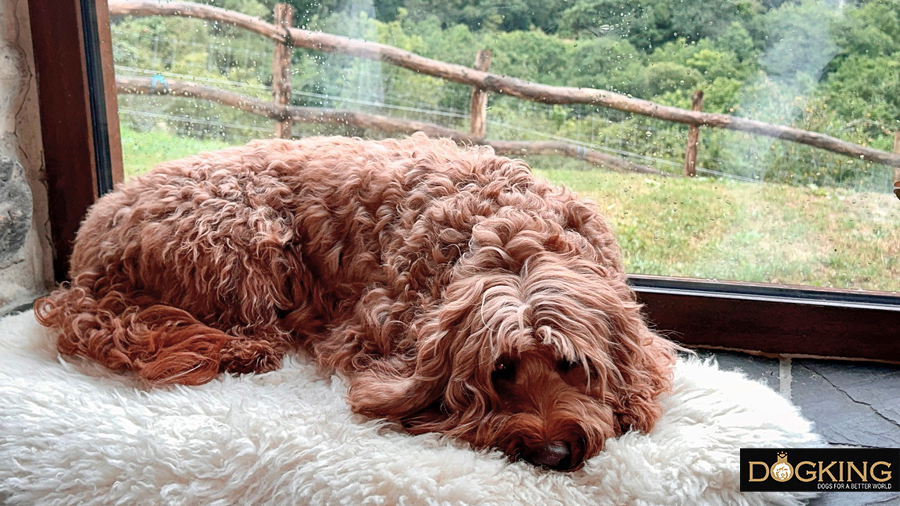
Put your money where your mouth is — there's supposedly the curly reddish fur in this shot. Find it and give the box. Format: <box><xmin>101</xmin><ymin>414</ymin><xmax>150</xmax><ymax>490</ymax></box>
<box><xmin>36</xmin><ymin>134</ymin><xmax>675</xmax><ymax>470</ymax></box>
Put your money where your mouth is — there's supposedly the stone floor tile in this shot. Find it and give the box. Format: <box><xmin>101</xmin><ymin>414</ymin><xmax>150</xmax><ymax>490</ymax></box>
<box><xmin>792</xmin><ymin>361</ymin><xmax>900</xmax><ymax>448</ymax></box>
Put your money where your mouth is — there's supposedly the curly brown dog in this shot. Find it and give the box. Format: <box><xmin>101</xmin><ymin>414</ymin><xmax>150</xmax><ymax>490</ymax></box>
<box><xmin>36</xmin><ymin>134</ymin><xmax>675</xmax><ymax>471</ymax></box>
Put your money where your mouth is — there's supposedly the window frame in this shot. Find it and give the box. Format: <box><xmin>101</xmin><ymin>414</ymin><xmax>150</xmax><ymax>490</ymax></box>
<box><xmin>29</xmin><ymin>0</ymin><xmax>122</xmax><ymax>281</ymax></box>
<box><xmin>29</xmin><ymin>0</ymin><xmax>900</xmax><ymax>362</ymax></box>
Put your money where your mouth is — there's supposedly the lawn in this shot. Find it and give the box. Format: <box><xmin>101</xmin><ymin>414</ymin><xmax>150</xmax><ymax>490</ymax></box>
<box><xmin>121</xmin><ymin>127</ymin><xmax>900</xmax><ymax>292</ymax></box>
<box><xmin>121</xmin><ymin>127</ymin><xmax>234</xmax><ymax>179</ymax></box>
<box><xmin>529</xmin><ymin>158</ymin><xmax>900</xmax><ymax>292</ymax></box>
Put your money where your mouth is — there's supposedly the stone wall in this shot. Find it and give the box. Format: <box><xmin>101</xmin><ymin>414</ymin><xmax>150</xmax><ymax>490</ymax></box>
<box><xmin>0</xmin><ymin>0</ymin><xmax>53</xmax><ymax>314</ymax></box>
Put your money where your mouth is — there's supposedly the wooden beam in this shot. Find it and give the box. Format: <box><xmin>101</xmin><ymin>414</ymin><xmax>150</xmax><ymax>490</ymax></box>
<box><xmin>893</xmin><ymin>131</ymin><xmax>899</xmax><ymax>200</ymax></box>
<box><xmin>116</xmin><ymin>76</ymin><xmax>285</xmax><ymax>118</ymax></box>
<box><xmin>96</xmin><ymin>0</ymin><xmax>124</xmax><ymax>185</ymax></box>
<box><xmin>272</xmin><ymin>3</ymin><xmax>293</xmax><ymax>139</ymax></box>
<box><xmin>469</xmin><ymin>49</ymin><xmax>491</xmax><ymax>138</ymax></box>
<box><xmin>29</xmin><ymin>0</ymin><xmax>99</xmax><ymax>281</ymax></box>
<box><xmin>682</xmin><ymin>90</ymin><xmax>703</xmax><ymax>177</ymax></box>
<box><xmin>489</xmin><ymin>141</ymin><xmax>666</xmax><ymax>175</ymax></box>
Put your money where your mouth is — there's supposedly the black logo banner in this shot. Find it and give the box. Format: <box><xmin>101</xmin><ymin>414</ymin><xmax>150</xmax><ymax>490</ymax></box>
<box><xmin>741</xmin><ymin>448</ymin><xmax>899</xmax><ymax>492</ymax></box>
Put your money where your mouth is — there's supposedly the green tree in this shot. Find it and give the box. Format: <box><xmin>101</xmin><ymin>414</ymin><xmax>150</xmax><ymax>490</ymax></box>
<box><xmin>397</xmin><ymin>0</ymin><xmax>567</xmax><ymax>33</ymax></box>
<box><xmin>831</xmin><ymin>0</ymin><xmax>900</xmax><ymax>61</ymax></box>
<box><xmin>566</xmin><ymin>37</ymin><xmax>649</xmax><ymax>96</ymax></box>
<box><xmin>760</xmin><ymin>0</ymin><xmax>838</xmax><ymax>79</ymax></box>
<box><xmin>823</xmin><ymin>56</ymin><xmax>900</xmax><ymax>127</ymax></box>
<box><xmin>559</xmin><ymin>0</ymin><xmax>763</xmax><ymax>51</ymax></box>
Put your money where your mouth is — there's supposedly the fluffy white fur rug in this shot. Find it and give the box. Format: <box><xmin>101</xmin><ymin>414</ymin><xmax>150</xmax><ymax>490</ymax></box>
<box><xmin>0</xmin><ymin>310</ymin><xmax>821</xmax><ymax>506</ymax></box>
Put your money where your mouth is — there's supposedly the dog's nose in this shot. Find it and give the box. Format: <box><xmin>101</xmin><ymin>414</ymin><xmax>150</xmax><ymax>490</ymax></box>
<box><xmin>525</xmin><ymin>441</ymin><xmax>571</xmax><ymax>470</ymax></box>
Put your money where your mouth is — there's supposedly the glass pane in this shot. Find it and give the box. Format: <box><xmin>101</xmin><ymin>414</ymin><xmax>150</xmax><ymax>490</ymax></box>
<box><xmin>110</xmin><ymin>0</ymin><xmax>900</xmax><ymax>292</ymax></box>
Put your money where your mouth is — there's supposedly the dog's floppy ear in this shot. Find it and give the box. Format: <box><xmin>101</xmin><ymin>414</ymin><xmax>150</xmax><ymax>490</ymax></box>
<box><xmin>346</xmin><ymin>282</ymin><xmax>483</xmax><ymax>428</ymax></box>
<box><xmin>346</xmin><ymin>331</ymin><xmax>452</xmax><ymax>424</ymax></box>
<box><xmin>347</xmin><ymin>360</ymin><xmax>445</xmax><ymax>420</ymax></box>
<box><xmin>347</xmin><ymin>254</ymin><xmax>504</xmax><ymax>431</ymax></box>
<box><xmin>605</xmin><ymin>295</ymin><xmax>676</xmax><ymax>434</ymax></box>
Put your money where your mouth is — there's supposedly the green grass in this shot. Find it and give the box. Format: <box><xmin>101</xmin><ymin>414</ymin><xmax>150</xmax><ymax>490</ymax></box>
<box><xmin>120</xmin><ymin>128</ymin><xmax>900</xmax><ymax>292</ymax></box>
<box><xmin>530</xmin><ymin>157</ymin><xmax>900</xmax><ymax>292</ymax></box>
<box><xmin>121</xmin><ymin>126</ymin><xmax>234</xmax><ymax>179</ymax></box>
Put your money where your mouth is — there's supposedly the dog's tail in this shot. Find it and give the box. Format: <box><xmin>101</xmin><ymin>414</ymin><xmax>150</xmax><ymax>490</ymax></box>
<box><xmin>35</xmin><ymin>276</ymin><xmax>232</xmax><ymax>386</ymax></box>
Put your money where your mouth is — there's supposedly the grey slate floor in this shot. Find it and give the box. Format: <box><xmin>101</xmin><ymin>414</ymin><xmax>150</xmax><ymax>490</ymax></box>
<box><xmin>698</xmin><ymin>350</ymin><xmax>900</xmax><ymax>506</ymax></box>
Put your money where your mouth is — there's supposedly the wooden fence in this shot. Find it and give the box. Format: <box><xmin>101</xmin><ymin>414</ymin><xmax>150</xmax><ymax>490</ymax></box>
<box><xmin>109</xmin><ymin>1</ymin><xmax>900</xmax><ymax>190</ymax></box>
<box><xmin>895</xmin><ymin>132</ymin><xmax>900</xmax><ymax>199</ymax></box>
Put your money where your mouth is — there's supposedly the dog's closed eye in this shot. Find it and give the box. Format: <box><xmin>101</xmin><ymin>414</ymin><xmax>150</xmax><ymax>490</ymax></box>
<box><xmin>557</xmin><ymin>359</ymin><xmax>578</xmax><ymax>373</ymax></box>
<box><xmin>492</xmin><ymin>355</ymin><xmax>517</xmax><ymax>384</ymax></box>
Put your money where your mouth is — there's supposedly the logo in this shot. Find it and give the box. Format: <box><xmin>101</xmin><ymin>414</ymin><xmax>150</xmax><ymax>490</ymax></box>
<box><xmin>741</xmin><ymin>448</ymin><xmax>900</xmax><ymax>492</ymax></box>
<box><xmin>771</xmin><ymin>452</ymin><xmax>793</xmax><ymax>482</ymax></box>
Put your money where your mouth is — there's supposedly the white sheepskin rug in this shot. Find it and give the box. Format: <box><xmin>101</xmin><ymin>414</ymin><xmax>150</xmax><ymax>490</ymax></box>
<box><xmin>0</xmin><ymin>310</ymin><xmax>822</xmax><ymax>505</ymax></box>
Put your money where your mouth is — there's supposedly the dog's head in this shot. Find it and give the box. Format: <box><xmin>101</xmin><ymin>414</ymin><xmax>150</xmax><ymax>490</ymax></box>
<box><xmin>348</xmin><ymin>217</ymin><xmax>675</xmax><ymax>470</ymax></box>
<box><xmin>348</xmin><ymin>180</ymin><xmax>674</xmax><ymax>471</ymax></box>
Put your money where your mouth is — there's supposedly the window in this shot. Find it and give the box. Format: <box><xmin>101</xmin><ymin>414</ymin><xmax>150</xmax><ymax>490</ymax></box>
<box><xmin>32</xmin><ymin>0</ymin><xmax>900</xmax><ymax>361</ymax></box>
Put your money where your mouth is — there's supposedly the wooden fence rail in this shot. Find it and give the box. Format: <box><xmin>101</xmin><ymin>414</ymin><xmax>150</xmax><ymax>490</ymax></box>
<box><xmin>108</xmin><ymin>0</ymin><xmax>900</xmax><ymax>181</ymax></box>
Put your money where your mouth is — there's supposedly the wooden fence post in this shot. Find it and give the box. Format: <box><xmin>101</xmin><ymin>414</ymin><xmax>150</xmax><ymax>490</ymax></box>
<box><xmin>683</xmin><ymin>90</ymin><xmax>704</xmax><ymax>177</ymax></box>
<box><xmin>272</xmin><ymin>3</ymin><xmax>293</xmax><ymax>139</ymax></box>
<box><xmin>893</xmin><ymin>131</ymin><xmax>899</xmax><ymax>199</ymax></box>
<box><xmin>469</xmin><ymin>49</ymin><xmax>491</xmax><ymax>138</ymax></box>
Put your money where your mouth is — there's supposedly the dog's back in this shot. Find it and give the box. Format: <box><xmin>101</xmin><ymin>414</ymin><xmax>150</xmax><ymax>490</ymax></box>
<box><xmin>35</xmin><ymin>134</ymin><xmax>519</xmax><ymax>384</ymax></box>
